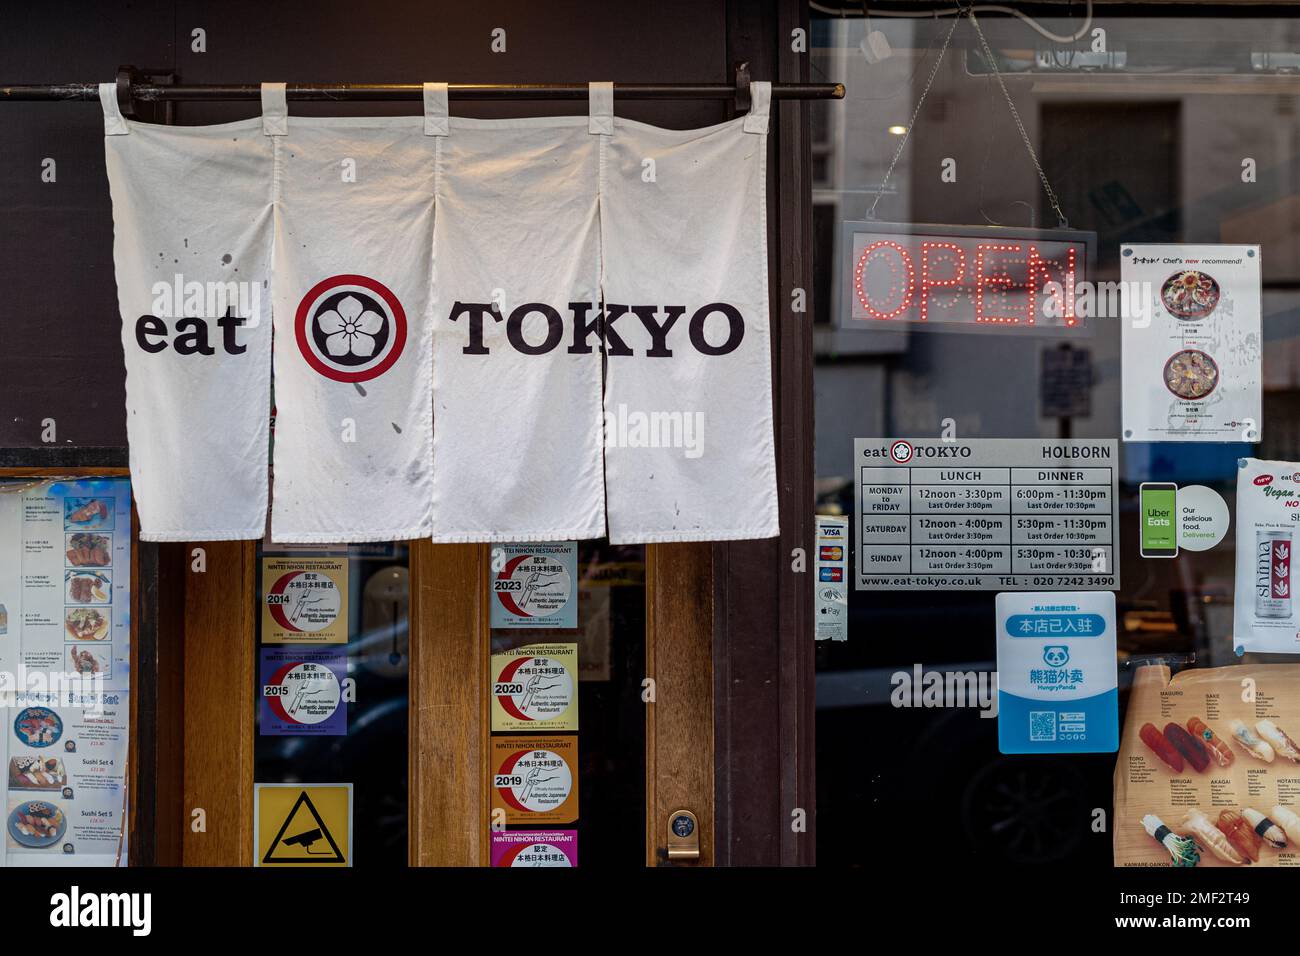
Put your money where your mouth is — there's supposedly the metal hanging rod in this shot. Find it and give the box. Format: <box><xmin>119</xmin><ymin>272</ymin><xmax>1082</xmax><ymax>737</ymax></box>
<box><xmin>0</xmin><ymin>65</ymin><xmax>844</xmax><ymax>110</ymax></box>
<box><xmin>1</xmin><ymin>82</ymin><xmax>845</xmax><ymax>101</ymax></box>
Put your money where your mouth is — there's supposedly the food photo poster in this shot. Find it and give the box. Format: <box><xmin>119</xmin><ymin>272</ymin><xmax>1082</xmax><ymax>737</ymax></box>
<box><xmin>0</xmin><ymin>478</ymin><xmax>131</xmax><ymax>866</ymax></box>
<box><xmin>1121</xmin><ymin>244</ymin><xmax>1263</xmax><ymax>443</ymax></box>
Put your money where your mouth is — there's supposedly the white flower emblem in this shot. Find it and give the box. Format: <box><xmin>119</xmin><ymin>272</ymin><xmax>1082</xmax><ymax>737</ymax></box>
<box><xmin>316</xmin><ymin>295</ymin><xmax>385</xmax><ymax>358</ymax></box>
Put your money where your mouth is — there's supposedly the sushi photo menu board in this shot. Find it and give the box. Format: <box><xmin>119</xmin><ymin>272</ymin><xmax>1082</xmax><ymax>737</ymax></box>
<box><xmin>0</xmin><ymin>478</ymin><xmax>131</xmax><ymax>866</ymax></box>
<box><xmin>1115</xmin><ymin>663</ymin><xmax>1300</xmax><ymax>867</ymax></box>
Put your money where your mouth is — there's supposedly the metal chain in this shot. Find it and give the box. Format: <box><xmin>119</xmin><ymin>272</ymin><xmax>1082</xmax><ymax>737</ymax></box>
<box><xmin>966</xmin><ymin>5</ymin><xmax>1069</xmax><ymax>227</ymax></box>
<box><xmin>867</xmin><ymin>9</ymin><xmax>961</xmax><ymax>220</ymax></box>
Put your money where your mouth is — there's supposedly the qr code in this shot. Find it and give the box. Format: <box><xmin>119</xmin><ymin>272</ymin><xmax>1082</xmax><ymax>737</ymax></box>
<box><xmin>1029</xmin><ymin>711</ymin><xmax>1056</xmax><ymax>742</ymax></box>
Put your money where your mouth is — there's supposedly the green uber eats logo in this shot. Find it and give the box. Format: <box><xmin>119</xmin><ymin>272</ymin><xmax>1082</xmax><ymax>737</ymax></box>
<box><xmin>1140</xmin><ymin>484</ymin><xmax>1178</xmax><ymax>557</ymax></box>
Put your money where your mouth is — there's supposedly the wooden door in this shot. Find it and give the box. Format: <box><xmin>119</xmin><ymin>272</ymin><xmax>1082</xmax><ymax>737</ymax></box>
<box><xmin>180</xmin><ymin>538</ymin><xmax>715</xmax><ymax>866</ymax></box>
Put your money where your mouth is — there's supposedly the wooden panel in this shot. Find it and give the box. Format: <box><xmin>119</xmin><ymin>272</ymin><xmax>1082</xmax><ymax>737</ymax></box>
<box><xmin>409</xmin><ymin>541</ymin><xmax>490</xmax><ymax>866</ymax></box>
<box><xmin>714</xmin><ymin>0</ymin><xmax>816</xmax><ymax>866</ymax></box>
<box><xmin>182</xmin><ymin>541</ymin><xmax>255</xmax><ymax>866</ymax></box>
<box><xmin>646</xmin><ymin>542</ymin><xmax>714</xmax><ymax>866</ymax></box>
<box><xmin>148</xmin><ymin>541</ymin><xmax>186</xmax><ymax>865</ymax></box>
<box><xmin>774</xmin><ymin>0</ymin><xmax>817</xmax><ymax>868</ymax></box>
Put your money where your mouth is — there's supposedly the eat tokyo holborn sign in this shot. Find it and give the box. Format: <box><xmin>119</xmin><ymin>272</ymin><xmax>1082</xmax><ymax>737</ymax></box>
<box><xmin>840</xmin><ymin>222</ymin><xmax>1095</xmax><ymax>333</ymax></box>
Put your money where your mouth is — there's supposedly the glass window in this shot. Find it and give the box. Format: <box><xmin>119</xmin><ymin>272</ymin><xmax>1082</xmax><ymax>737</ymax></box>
<box><xmin>254</xmin><ymin>542</ymin><xmax>410</xmax><ymax>866</ymax></box>
<box><xmin>811</xmin><ymin>7</ymin><xmax>1300</xmax><ymax>867</ymax></box>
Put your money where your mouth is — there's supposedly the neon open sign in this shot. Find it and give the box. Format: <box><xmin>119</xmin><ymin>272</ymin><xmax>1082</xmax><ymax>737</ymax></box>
<box><xmin>840</xmin><ymin>223</ymin><xmax>1095</xmax><ymax>332</ymax></box>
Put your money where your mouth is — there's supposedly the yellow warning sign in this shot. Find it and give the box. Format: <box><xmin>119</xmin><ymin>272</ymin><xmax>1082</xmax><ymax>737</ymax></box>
<box><xmin>255</xmin><ymin>783</ymin><xmax>352</xmax><ymax>867</ymax></box>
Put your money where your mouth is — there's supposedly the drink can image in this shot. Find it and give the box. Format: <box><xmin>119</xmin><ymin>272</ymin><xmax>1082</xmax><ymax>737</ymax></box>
<box><xmin>1256</xmin><ymin>530</ymin><xmax>1293</xmax><ymax>619</ymax></box>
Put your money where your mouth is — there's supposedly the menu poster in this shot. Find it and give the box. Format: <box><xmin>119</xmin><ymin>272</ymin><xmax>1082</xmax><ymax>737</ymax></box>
<box><xmin>7</xmin><ymin>692</ymin><xmax>129</xmax><ymax>865</ymax></box>
<box><xmin>0</xmin><ymin>478</ymin><xmax>132</xmax><ymax>866</ymax></box>
<box><xmin>261</xmin><ymin>557</ymin><xmax>349</xmax><ymax>645</ymax></box>
<box><xmin>1115</xmin><ymin>663</ymin><xmax>1300</xmax><ymax>867</ymax></box>
<box><xmin>1121</xmin><ymin>244</ymin><xmax>1262</xmax><ymax>443</ymax></box>
<box><xmin>0</xmin><ymin>479</ymin><xmax>130</xmax><ymax>691</ymax></box>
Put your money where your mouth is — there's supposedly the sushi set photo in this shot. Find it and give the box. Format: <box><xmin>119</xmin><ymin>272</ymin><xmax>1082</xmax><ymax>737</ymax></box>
<box><xmin>1136</xmin><ymin>717</ymin><xmax>1300</xmax><ymax>865</ymax></box>
<box><xmin>13</xmin><ymin>707</ymin><xmax>62</xmax><ymax>749</ymax></box>
<box><xmin>8</xmin><ymin>756</ymin><xmax>67</xmax><ymax>792</ymax></box>
<box><xmin>6</xmin><ymin>800</ymin><xmax>67</xmax><ymax>849</ymax></box>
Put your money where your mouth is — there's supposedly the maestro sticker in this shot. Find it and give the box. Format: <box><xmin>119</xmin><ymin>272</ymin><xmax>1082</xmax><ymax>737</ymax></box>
<box><xmin>295</xmin><ymin>274</ymin><xmax>407</xmax><ymax>383</ymax></box>
<box><xmin>490</xmin><ymin>736</ymin><xmax>578</xmax><ymax>825</ymax></box>
<box><xmin>490</xmin><ymin>542</ymin><xmax>578</xmax><ymax>630</ymax></box>
<box><xmin>490</xmin><ymin>643</ymin><xmax>578</xmax><ymax>731</ymax></box>
<box><xmin>261</xmin><ymin>557</ymin><xmax>349</xmax><ymax>644</ymax></box>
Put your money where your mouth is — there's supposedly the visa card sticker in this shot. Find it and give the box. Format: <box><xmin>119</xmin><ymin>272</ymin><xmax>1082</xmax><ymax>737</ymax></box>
<box><xmin>995</xmin><ymin>591</ymin><xmax>1118</xmax><ymax>754</ymax></box>
<box><xmin>814</xmin><ymin>515</ymin><xmax>848</xmax><ymax>641</ymax></box>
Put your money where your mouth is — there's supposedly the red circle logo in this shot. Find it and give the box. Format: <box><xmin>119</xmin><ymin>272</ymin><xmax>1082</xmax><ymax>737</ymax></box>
<box><xmin>889</xmin><ymin>440</ymin><xmax>913</xmax><ymax>464</ymax></box>
<box><xmin>295</xmin><ymin>274</ymin><xmax>406</xmax><ymax>383</ymax></box>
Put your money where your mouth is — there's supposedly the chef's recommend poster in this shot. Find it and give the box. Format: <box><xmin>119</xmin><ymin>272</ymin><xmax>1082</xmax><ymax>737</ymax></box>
<box><xmin>1121</xmin><ymin>244</ymin><xmax>1262</xmax><ymax>442</ymax></box>
<box><xmin>261</xmin><ymin>557</ymin><xmax>348</xmax><ymax>645</ymax></box>
<box><xmin>491</xmin><ymin>643</ymin><xmax>578</xmax><ymax>732</ymax></box>
<box><xmin>490</xmin><ymin>735</ymin><xmax>579</xmax><ymax>825</ymax></box>
<box><xmin>490</xmin><ymin>542</ymin><xmax>578</xmax><ymax>630</ymax></box>
<box><xmin>260</xmin><ymin>648</ymin><xmax>346</xmax><ymax>736</ymax></box>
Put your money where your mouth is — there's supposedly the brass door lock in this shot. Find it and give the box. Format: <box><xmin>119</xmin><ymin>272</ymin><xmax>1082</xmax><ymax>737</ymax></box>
<box><xmin>666</xmin><ymin>809</ymin><xmax>700</xmax><ymax>861</ymax></box>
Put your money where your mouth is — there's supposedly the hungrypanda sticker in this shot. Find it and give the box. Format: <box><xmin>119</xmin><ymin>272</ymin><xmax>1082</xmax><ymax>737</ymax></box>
<box><xmin>995</xmin><ymin>591</ymin><xmax>1118</xmax><ymax>754</ymax></box>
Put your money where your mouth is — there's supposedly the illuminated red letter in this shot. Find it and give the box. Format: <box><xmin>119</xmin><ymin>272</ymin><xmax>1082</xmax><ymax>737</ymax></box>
<box><xmin>975</xmin><ymin>243</ymin><xmax>1022</xmax><ymax>325</ymax></box>
<box><xmin>854</xmin><ymin>240</ymin><xmax>915</xmax><ymax>321</ymax></box>
<box><xmin>919</xmin><ymin>241</ymin><xmax>966</xmax><ymax>323</ymax></box>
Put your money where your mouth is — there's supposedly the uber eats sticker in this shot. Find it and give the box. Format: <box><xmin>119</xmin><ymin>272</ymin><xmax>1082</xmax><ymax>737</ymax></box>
<box><xmin>491</xmin><ymin>643</ymin><xmax>578</xmax><ymax>732</ymax></box>
<box><xmin>995</xmin><ymin>591</ymin><xmax>1118</xmax><ymax>755</ymax></box>
<box><xmin>261</xmin><ymin>557</ymin><xmax>349</xmax><ymax>644</ymax></box>
<box><xmin>490</xmin><ymin>542</ymin><xmax>577</xmax><ymax>630</ymax></box>
<box><xmin>490</xmin><ymin>736</ymin><xmax>578</xmax><ymax>825</ymax></box>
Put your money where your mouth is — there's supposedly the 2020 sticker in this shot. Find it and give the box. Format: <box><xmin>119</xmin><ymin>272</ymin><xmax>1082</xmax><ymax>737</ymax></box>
<box><xmin>490</xmin><ymin>643</ymin><xmax>578</xmax><ymax>732</ymax></box>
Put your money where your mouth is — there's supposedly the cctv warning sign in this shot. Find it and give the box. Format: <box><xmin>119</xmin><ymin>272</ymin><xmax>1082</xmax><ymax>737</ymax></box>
<box><xmin>255</xmin><ymin>783</ymin><xmax>352</xmax><ymax>867</ymax></box>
